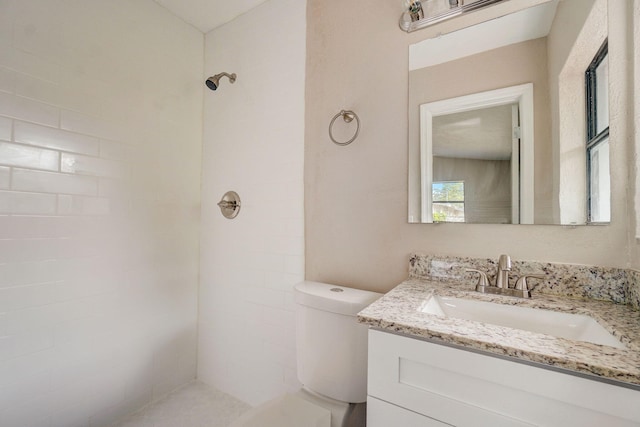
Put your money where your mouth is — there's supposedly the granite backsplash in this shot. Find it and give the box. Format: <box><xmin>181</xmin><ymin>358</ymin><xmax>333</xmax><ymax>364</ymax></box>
<box><xmin>409</xmin><ymin>253</ymin><xmax>640</xmax><ymax>309</ymax></box>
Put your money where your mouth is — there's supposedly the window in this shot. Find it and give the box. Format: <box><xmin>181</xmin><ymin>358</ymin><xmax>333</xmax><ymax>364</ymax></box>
<box><xmin>432</xmin><ymin>181</ymin><xmax>465</xmax><ymax>222</ymax></box>
<box><xmin>585</xmin><ymin>39</ymin><xmax>610</xmax><ymax>223</ymax></box>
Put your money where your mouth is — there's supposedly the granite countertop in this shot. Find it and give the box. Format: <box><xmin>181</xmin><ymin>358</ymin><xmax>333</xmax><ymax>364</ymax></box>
<box><xmin>358</xmin><ymin>278</ymin><xmax>640</xmax><ymax>388</ymax></box>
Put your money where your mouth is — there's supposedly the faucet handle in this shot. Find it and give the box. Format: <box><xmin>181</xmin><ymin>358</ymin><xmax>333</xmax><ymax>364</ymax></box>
<box><xmin>514</xmin><ymin>274</ymin><xmax>545</xmax><ymax>297</ymax></box>
<box><xmin>466</xmin><ymin>269</ymin><xmax>490</xmax><ymax>291</ymax></box>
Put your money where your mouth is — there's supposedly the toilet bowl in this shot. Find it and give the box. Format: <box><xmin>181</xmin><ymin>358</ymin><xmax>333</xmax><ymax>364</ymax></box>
<box><xmin>228</xmin><ymin>281</ymin><xmax>381</xmax><ymax>427</ymax></box>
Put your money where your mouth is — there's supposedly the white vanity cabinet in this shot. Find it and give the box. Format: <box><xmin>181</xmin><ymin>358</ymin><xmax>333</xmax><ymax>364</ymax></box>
<box><xmin>367</xmin><ymin>330</ymin><xmax>640</xmax><ymax>427</ymax></box>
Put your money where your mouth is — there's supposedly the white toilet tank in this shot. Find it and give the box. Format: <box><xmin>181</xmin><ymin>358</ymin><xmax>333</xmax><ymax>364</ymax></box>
<box><xmin>294</xmin><ymin>281</ymin><xmax>382</xmax><ymax>404</ymax></box>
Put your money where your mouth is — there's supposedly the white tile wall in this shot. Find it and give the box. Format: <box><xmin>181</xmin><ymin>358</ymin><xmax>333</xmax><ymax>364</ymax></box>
<box><xmin>0</xmin><ymin>91</ymin><xmax>60</xmax><ymax>127</ymax></box>
<box><xmin>0</xmin><ymin>189</ymin><xmax>57</xmax><ymax>215</ymax></box>
<box><xmin>0</xmin><ymin>1</ymin><xmax>203</xmax><ymax>426</ymax></box>
<box><xmin>0</xmin><ymin>116</ymin><xmax>11</xmax><ymax>141</ymax></box>
<box><xmin>0</xmin><ymin>167</ymin><xmax>8</xmax><ymax>188</ymax></box>
<box><xmin>14</xmin><ymin>121</ymin><xmax>101</xmax><ymax>156</ymax></box>
<box><xmin>0</xmin><ymin>142</ymin><xmax>60</xmax><ymax>171</ymax></box>
<box><xmin>11</xmin><ymin>168</ymin><xmax>99</xmax><ymax>196</ymax></box>
<box><xmin>0</xmin><ymin>67</ymin><xmax>14</xmax><ymax>94</ymax></box>
<box><xmin>197</xmin><ymin>0</ymin><xmax>306</xmax><ymax>406</ymax></box>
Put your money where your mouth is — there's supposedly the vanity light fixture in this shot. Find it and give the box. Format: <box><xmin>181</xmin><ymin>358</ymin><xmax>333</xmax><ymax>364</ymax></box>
<box><xmin>404</xmin><ymin>0</ymin><xmax>424</xmax><ymax>22</ymax></box>
<box><xmin>400</xmin><ymin>0</ymin><xmax>507</xmax><ymax>33</ymax></box>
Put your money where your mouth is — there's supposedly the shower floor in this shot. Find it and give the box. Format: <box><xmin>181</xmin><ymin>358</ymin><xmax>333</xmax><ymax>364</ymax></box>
<box><xmin>112</xmin><ymin>381</ymin><xmax>251</xmax><ymax>427</ymax></box>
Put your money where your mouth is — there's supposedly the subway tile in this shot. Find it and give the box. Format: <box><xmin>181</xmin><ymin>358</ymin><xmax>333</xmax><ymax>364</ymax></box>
<box><xmin>0</xmin><ymin>166</ymin><xmax>9</xmax><ymax>189</ymax></box>
<box><xmin>100</xmin><ymin>140</ymin><xmax>132</xmax><ymax>161</ymax></box>
<box><xmin>14</xmin><ymin>72</ymin><xmax>102</xmax><ymax>117</ymax></box>
<box><xmin>0</xmin><ymin>215</ymin><xmax>112</xmax><ymax>239</ymax></box>
<box><xmin>0</xmin><ymin>190</ymin><xmax>57</xmax><ymax>215</ymax></box>
<box><xmin>264</xmin><ymin>270</ymin><xmax>286</xmax><ymax>290</ymax></box>
<box><xmin>264</xmin><ymin>272</ymin><xmax>302</xmax><ymax>292</ymax></box>
<box><xmin>0</xmin><ymin>282</ymin><xmax>63</xmax><ymax>309</ymax></box>
<box><xmin>97</xmin><ymin>178</ymin><xmax>128</xmax><ymax>198</ymax></box>
<box><xmin>0</xmin><ymin>368</ymin><xmax>52</xmax><ymax>410</ymax></box>
<box><xmin>274</xmin><ymin>235</ymin><xmax>304</xmax><ymax>256</ymax></box>
<box><xmin>0</xmin><ymin>37</ymin><xmax>70</xmax><ymax>86</ymax></box>
<box><xmin>12</xmin><ymin>168</ymin><xmax>98</xmax><ymax>196</ymax></box>
<box><xmin>61</xmin><ymin>153</ymin><xmax>127</xmax><ymax>179</ymax></box>
<box><xmin>0</xmin><ymin>40</ymin><xmax>10</xmax><ymax>66</ymax></box>
<box><xmin>0</xmin><ymin>142</ymin><xmax>59</xmax><ymax>171</ymax></box>
<box><xmin>44</xmin><ymin>379</ymin><xmax>93</xmax><ymax>420</ymax></box>
<box><xmin>0</xmin><ymin>67</ymin><xmax>15</xmax><ymax>94</ymax></box>
<box><xmin>14</xmin><ymin>121</ymin><xmax>100</xmax><ymax>156</ymax></box>
<box><xmin>0</xmin><ymin>116</ymin><xmax>11</xmax><ymax>141</ymax></box>
<box><xmin>243</xmin><ymin>286</ymin><xmax>285</xmax><ymax>308</ymax></box>
<box><xmin>57</xmin><ymin>195</ymin><xmax>110</xmax><ymax>216</ymax></box>
<box><xmin>0</xmin><ymin>92</ymin><xmax>59</xmax><ymax>127</ymax></box>
<box><xmin>0</xmin><ymin>350</ymin><xmax>54</xmax><ymax>390</ymax></box>
<box><xmin>261</xmin><ymin>339</ymin><xmax>296</xmax><ymax>369</ymax></box>
<box><xmin>4</xmin><ymin>297</ymin><xmax>100</xmax><ymax>335</ymax></box>
<box><xmin>0</xmin><ymin>277</ymin><xmax>115</xmax><ymax>310</ymax></box>
<box><xmin>0</xmin><ymin>237</ymin><xmax>103</xmax><ymax>263</ymax></box>
<box><xmin>0</xmin><ymin>328</ymin><xmax>54</xmax><ymax>362</ymax></box>
<box><xmin>260</xmin><ymin>306</ymin><xmax>294</xmax><ymax>331</ymax></box>
<box><xmin>52</xmin><ymin>315</ymin><xmax>117</xmax><ymax>355</ymax></box>
<box><xmin>60</xmin><ymin>109</ymin><xmax>127</xmax><ymax>142</ymax></box>
<box><xmin>0</xmin><ymin>391</ymin><xmax>55</xmax><ymax>427</ymax></box>
<box><xmin>284</xmin><ymin>255</ymin><xmax>304</xmax><ymax>275</ymax></box>
<box><xmin>251</xmin><ymin>252</ymin><xmax>285</xmax><ymax>272</ymax></box>
<box><xmin>0</xmin><ymin>256</ymin><xmax>115</xmax><ymax>289</ymax></box>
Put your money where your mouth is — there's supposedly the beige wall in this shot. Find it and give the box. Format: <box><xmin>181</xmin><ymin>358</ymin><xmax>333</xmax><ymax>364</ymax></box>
<box><xmin>548</xmin><ymin>0</ymin><xmax>605</xmax><ymax>225</ymax></box>
<box><xmin>408</xmin><ymin>38</ymin><xmax>553</xmax><ymax>224</ymax></box>
<box><xmin>305</xmin><ymin>0</ymin><xmax>635</xmax><ymax>293</ymax></box>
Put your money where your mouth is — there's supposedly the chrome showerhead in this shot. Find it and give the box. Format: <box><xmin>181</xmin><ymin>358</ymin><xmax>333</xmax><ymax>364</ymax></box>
<box><xmin>205</xmin><ymin>72</ymin><xmax>236</xmax><ymax>91</ymax></box>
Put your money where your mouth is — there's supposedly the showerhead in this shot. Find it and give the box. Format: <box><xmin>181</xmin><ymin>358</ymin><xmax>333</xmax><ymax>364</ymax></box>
<box><xmin>205</xmin><ymin>72</ymin><xmax>236</xmax><ymax>91</ymax></box>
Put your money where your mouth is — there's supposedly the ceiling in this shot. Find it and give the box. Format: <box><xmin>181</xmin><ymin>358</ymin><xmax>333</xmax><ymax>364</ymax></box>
<box><xmin>433</xmin><ymin>104</ymin><xmax>515</xmax><ymax>160</ymax></box>
<box><xmin>153</xmin><ymin>0</ymin><xmax>270</xmax><ymax>33</ymax></box>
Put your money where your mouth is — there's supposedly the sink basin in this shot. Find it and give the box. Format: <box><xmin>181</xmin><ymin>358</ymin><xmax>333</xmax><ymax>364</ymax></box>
<box><xmin>421</xmin><ymin>296</ymin><xmax>626</xmax><ymax>349</ymax></box>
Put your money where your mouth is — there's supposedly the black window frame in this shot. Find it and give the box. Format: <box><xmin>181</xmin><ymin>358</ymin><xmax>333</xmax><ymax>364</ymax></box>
<box><xmin>585</xmin><ymin>39</ymin><xmax>609</xmax><ymax>223</ymax></box>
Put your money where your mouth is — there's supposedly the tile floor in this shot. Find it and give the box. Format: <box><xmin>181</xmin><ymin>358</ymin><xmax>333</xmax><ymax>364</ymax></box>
<box><xmin>112</xmin><ymin>381</ymin><xmax>251</xmax><ymax>427</ymax></box>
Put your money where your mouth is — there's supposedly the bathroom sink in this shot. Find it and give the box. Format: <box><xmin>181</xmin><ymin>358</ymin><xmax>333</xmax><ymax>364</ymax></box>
<box><xmin>420</xmin><ymin>296</ymin><xmax>626</xmax><ymax>349</ymax></box>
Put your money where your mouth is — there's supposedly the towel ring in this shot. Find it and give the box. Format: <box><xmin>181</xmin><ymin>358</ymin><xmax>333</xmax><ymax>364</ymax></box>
<box><xmin>329</xmin><ymin>110</ymin><xmax>360</xmax><ymax>146</ymax></box>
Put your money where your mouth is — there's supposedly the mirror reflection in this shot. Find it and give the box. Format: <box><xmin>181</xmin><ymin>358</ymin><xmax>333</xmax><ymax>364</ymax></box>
<box><xmin>432</xmin><ymin>103</ymin><xmax>522</xmax><ymax>224</ymax></box>
<box><xmin>408</xmin><ymin>0</ymin><xmax>610</xmax><ymax>225</ymax></box>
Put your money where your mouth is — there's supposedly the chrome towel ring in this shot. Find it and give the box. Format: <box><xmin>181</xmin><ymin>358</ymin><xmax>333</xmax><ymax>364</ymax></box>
<box><xmin>329</xmin><ymin>110</ymin><xmax>360</xmax><ymax>146</ymax></box>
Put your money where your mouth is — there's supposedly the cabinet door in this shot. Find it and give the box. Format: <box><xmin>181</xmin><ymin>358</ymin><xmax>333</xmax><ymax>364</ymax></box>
<box><xmin>368</xmin><ymin>330</ymin><xmax>640</xmax><ymax>427</ymax></box>
<box><xmin>367</xmin><ymin>396</ymin><xmax>451</xmax><ymax>427</ymax></box>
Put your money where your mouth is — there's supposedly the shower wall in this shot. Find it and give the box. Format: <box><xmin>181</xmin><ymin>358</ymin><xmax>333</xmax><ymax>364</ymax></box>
<box><xmin>0</xmin><ymin>1</ymin><xmax>203</xmax><ymax>425</ymax></box>
<box><xmin>198</xmin><ymin>0</ymin><xmax>306</xmax><ymax>406</ymax></box>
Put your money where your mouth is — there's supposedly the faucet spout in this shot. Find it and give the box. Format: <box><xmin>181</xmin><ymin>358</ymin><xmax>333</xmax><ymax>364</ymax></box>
<box><xmin>495</xmin><ymin>254</ymin><xmax>511</xmax><ymax>288</ymax></box>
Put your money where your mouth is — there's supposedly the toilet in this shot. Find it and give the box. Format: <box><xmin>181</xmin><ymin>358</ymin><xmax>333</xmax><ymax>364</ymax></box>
<box><xmin>229</xmin><ymin>281</ymin><xmax>382</xmax><ymax>427</ymax></box>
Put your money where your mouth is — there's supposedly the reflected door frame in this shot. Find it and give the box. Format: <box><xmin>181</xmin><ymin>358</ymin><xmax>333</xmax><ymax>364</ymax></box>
<box><xmin>419</xmin><ymin>83</ymin><xmax>534</xmax><ymax>224</ymax></box>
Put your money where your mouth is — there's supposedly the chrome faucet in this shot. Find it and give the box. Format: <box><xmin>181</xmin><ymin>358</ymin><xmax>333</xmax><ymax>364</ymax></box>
<box><xmin>495</xmin><ymin>254</ymin><xmax>511</xmax><ymax>288</ymax></box>
<box><xmin>466</xmin><ymin>254</ymin><xmax>544</xmax><ymax>299</ymax></box>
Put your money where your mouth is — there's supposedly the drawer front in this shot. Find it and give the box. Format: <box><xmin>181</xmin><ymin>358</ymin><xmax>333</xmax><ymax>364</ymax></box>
<box><xmin>368</xmin><ymin>330</ymin><xmax>640</xmax><ymax>427</ymax></box>
<box><xmin>367</xmin><ymin>396</ymin><xmax>451</xmax><ymax>427</ymax></box>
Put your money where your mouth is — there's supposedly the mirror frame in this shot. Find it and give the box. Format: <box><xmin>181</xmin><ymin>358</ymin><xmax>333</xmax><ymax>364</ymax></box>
<box><xmin>420</xmin><ymin>83</ymin><xmax>534</xmax><ymax>223</ymax></box>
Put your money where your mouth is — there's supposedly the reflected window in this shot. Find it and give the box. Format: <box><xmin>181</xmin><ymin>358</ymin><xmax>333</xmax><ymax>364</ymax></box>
<box><xmin>586</xmin><ymin>39</ymin><xmax>610</xmax><ymax>223</ymax></box>
<box><xmin>432</xmin><ymin>181</ymin><xmax>465</xmax><ymax>222</ymax></box>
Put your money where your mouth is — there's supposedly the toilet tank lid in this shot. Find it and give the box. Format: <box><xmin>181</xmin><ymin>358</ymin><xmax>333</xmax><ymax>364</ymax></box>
<box><xmin>294</xmin><ymin>281</ymin><xmax>382</xmax><ymax>316</ymax></box>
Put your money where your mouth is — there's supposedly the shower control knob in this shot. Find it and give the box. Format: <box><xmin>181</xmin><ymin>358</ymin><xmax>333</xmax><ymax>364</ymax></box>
<box><xmin>217</xmin><ymin>191</ymin><xmax>241</xmax><ymax>219</ymax></box>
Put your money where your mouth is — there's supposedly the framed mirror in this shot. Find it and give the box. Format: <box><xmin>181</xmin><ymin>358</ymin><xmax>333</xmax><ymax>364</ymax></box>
<box><xmin>408</xmin><ymin>0</ymin><xmax>610</xmax><ymax>225</ymax></box>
